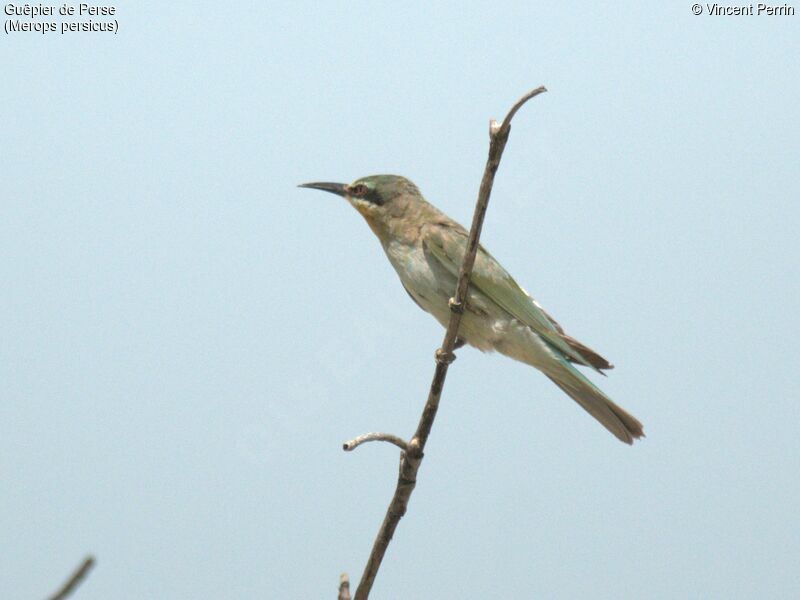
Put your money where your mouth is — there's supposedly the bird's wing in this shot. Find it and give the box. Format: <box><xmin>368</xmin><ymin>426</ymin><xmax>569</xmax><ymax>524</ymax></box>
<box><xmin>535</xmin><ymin>305</ymin><xmax>614</xmax><ymax>370</ymax></box>
<box><xmin>423</xmin><ymin>223</ymin><xmax>602</xmax><ymax>372</ymax></box>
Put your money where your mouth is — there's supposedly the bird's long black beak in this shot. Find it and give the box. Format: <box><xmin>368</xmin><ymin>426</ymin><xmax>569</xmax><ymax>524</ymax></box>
<box><xmin>298</xmin><ymin>182</ymin><xmax>348</xmax><ymax>197</ymax></box>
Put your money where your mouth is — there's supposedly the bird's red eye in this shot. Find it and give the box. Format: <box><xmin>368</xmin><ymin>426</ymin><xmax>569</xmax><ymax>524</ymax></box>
<box><xmin>350</xmin><ymin>184</ymin><xmax>368</xmax><ymax>197</ymax></box>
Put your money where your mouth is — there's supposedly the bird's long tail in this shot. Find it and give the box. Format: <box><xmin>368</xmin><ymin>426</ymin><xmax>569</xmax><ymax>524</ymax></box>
<box><xmin>545</xmin><ymin>360</ymin><xmax>644</xmax><ymax>444</ymax></box>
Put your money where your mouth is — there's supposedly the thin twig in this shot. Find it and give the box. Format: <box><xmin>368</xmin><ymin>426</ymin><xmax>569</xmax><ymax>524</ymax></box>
<box><xmin>338</xmin><ymin>573</ymin><xmax>351</xmax><ymax>600</ymax></box>
<box><xmin>343</xmin><ymin>433</ymin><xmax>409</xmax><ymax>452</ymax></box>
<box><xmin>48</xmin><ymin>556</ymin><xmax>96</xmax><ymax>600</ymax></box>
<box><xmin>352</xmin><ymin>86</ymin><xmax>547</xmax><ymax>600</ymax></box>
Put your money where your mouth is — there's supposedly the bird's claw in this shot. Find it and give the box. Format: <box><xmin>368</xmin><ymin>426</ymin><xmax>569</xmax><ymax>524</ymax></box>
<box><xmin>448</xmin><ymin>298</ymin><xmax>464</xmax><ymax>314</ymax></box>
<box><xmin>435</xmin><ymin>348</ymin><xmax>457</xmax><ymax>364</ymax></box>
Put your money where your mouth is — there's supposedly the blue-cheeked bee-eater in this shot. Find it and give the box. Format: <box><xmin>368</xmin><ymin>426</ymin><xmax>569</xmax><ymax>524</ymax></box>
<box><xmin>300</xmin><ymin>175</ymin><xmax>644</xmax><ymax>444</ymax></box>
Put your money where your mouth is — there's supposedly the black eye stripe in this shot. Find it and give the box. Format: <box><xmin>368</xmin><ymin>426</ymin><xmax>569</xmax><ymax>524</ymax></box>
<box><xmin>350</xmin><ymin>183</ymin><xmax>384</xmax><ymax>205</ymax></box>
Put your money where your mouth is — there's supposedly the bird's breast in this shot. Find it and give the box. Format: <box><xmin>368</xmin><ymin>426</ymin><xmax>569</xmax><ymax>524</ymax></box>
<box><xmin>384</xmin><ymin>242</ymin><xmax>446</xmax><ymax>310</ymax></box>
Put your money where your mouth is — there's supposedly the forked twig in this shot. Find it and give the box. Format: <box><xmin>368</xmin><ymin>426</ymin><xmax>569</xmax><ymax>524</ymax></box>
<box><xmin>346</xmin><ymin>86</ymin><xmax>547</xmax><ymax>600</ymax></box>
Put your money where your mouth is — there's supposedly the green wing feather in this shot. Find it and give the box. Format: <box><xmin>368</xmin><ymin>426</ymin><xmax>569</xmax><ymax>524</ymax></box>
<box><xmin>424</xmin><ymin>225</ymin><xmax>600</xmax><ymax>372</ymax></box>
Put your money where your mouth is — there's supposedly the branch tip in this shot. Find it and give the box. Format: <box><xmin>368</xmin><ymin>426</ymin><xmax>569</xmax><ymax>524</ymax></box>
<box><xmin>343</xmin><ymin>432</ymin><xmax>408</xmax><ymax>452</ymax></box>
<box><xmin>338</xmin><ymin>572</ymin><xmax>352</xmax><ymax>600</ymax></box>
<box><xmin>496</xmin><ymin>85</ymin><xmax>548</xmax><ymax>137</ymax></box>
<box><xmin>48</xmin><ymin>555</ymin><xmax>96</xmax><ymax>600</ymax></box>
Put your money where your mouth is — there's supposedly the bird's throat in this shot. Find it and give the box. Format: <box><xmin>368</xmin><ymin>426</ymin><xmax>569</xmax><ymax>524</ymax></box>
<box><xmin>355</xmin><ymin>206</ymin><xmax>388</xmax><ymax>242</ymax></box>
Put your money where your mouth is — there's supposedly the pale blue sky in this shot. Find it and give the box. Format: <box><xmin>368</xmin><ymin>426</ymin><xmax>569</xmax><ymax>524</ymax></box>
<box><xmin>2</xmin><ymin>2</ymin><xmax>798</xmax><ymax>598</ymax></box>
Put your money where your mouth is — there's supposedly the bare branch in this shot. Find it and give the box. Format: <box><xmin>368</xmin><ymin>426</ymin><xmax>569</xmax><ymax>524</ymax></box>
<box><xmin>352</xmin><ymin>86</ymin><xmax>547</xmax><ymax>600</ymax></box>
<box><xmin>338</xmin><ymin>573</ymin><xmax>351</xmax><ymax>600</ymax></box>
<box><xmin>343</xmin><ymin>433</ymin><xmax>409</xmax><ymax>452</ymax></box>
<box><xmin>48</xmin><ymin>556</ymin><xmax>96</xmax><ymax>600</ymax></box>
<box><xmin>498</xmin><ymin>86</ymin><xmax>547</xmax><ymax>135</ymax></box>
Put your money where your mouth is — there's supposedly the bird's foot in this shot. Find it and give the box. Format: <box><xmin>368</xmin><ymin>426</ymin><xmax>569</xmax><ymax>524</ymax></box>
<box><xmin>435</xmin><ymin>348</ymin><xmax>457</xmax><ymax>364</ymax></box>
<box><xmin>448</xmin><ymin>297</ymin><xmax>464</xmax><ymax>314</ymax></box>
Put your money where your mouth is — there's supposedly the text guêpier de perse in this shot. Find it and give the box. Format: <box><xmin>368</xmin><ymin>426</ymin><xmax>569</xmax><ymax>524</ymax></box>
<box><xmin>4</xmin><ymin>3</ymin><xmax>116</xmax><ymax>17</ymax></box>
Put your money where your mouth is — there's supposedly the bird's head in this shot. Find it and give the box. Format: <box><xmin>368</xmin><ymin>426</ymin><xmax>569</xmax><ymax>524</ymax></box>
<box><xmin>299</xmin><ymin>175</ymin><xmax>422</xmax><ymax>221</ymax></box>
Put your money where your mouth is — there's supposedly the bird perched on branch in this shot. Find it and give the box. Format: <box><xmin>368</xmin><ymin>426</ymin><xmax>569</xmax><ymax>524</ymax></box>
<box><xmin>299</xmin><ymin>175</ymin><xmax>644</xmax><ymax>444</ymax></box>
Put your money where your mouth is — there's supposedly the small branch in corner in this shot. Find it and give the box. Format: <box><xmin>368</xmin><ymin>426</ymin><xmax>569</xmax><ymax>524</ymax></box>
<box><xmin>48</xmin><ymin>555</ymin><xmax>96</xmax><ymax>600</ymax></box>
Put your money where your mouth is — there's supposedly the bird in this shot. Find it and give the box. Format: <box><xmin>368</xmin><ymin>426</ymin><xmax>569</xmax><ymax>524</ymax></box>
<box><xmin>299</xmin><ymin>175</ymin><xmax>644</xmax><ymax>444</ymax></box>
